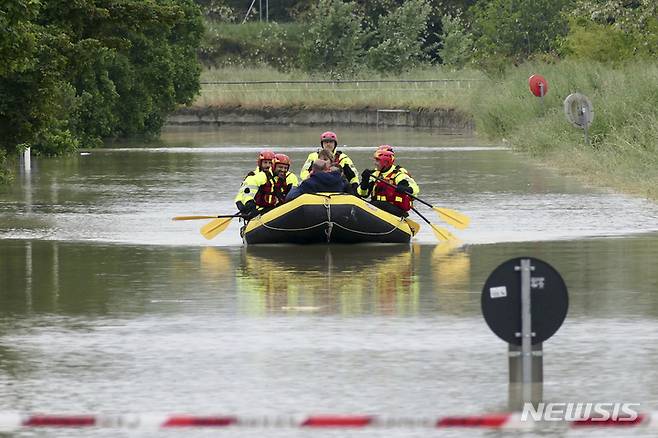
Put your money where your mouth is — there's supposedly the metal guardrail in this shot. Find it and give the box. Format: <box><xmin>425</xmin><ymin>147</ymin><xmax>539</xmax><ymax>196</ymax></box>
<box><xmin>198</xmin><ymin>79</ymin><xmax>482</xmax><ymax>95</ymax></box>
<box><xmin>200</xmin><ymin>79</ymin><xmax>482</xmax><ymax>85</ymax></box>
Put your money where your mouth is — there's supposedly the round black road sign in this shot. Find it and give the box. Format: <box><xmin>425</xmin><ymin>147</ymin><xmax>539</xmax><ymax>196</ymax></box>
<box><xmin>481</xmin><ymin>257</ymin><xmax>568</xmax><ymax>345</ymax></box>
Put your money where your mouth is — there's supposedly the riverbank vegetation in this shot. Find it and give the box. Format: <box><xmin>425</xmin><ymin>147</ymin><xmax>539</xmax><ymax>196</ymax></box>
<box><xmin>0</xmin><ymin>0</ymin><xmax>203</xmax><ymax>183</ymax></box>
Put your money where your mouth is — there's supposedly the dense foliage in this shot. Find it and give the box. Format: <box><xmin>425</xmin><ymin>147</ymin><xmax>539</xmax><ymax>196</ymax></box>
<box><xmin>0</xmin><ymin>0</ymin><xmax>203</xmax><ymax>163</ymax></box>
<box><xmin>199</xmin><ymin>0</ymin><xmax>658</xmax><ymax>74</ymax></box>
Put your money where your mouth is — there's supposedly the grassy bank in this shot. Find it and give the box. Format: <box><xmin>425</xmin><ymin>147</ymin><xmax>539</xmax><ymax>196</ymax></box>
<box><xmin>467</xmin><ymin>61</ymin><xmax>658</xmax><ymax>200</ymax></box>
<box><xmin>191</xmin><ymin>63</ymin><xmax>657</xmax><ymax>200</ymax></box>
<box><xmin>195</xmin><ymin>66</ymin><xmax>485</xmax><ymax>110</ymax></box>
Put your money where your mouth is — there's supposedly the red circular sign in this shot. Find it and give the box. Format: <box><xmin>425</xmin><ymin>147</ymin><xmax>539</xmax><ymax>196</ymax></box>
<box><xmin>528</xmin><ymin>74</ymin><xmax>548</xmax><ymax>97</ymax></box>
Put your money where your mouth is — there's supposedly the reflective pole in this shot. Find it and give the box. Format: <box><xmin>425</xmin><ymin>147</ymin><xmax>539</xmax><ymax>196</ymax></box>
<box><xmin>23</xmin><ymin>147</ymin><xmax>31</xmax><ymax>174</ymax></box>
<box><xmin>508</xmin><ymin>258</ymin><xmax>543</xmax><ymax>411</ymax></box>
<box><xmin>580</xmin><ymin>106</ymin><xmax>590</xmax><ymax>146</ymax></box>
<box><xmin>520</xmin><ymin>259</ymin><xmax>533</xmax><ymax>402</ymax></box>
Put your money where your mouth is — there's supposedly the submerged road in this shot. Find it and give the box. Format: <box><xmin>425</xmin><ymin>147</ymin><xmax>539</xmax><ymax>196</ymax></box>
<box><xmin>1</xmin><ymin>125</ymin><xmax>657</xmax><ymax>437</ymax></box>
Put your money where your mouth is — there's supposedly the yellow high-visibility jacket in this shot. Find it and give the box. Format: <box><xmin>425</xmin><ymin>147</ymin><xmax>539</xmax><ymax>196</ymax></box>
<box><xmin>357</xmin><ymin>165</ymin><xmax>419</xmax><ymax>199</ymax></box>
<box><xmin>234</xmin><ymin>169</ymin><xmax>275</xmax><ymax>207</ymax></box>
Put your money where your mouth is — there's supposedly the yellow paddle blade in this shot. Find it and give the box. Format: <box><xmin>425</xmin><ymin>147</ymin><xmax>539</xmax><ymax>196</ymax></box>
<box><xmin>404</xmin><ymin>218</ymin><xmax>421</xmax><ymax>236</ymax></box>
<box><xmin>200</xmin><ymin>217</ymin><xmax>233</xmax><ymax>240</ymax></box>
<box><xmin>434</xmin><ymin>207</ymin><xmax>470</xmax><ymax>230</ymax></box>
<box><xmin>430</xmin><ymin>223</ymin><xmax>456</xmax><ymax>242</ymax></box>
<box><xmin>173</xmin><ymin>215</ymin><xmax>220</xmax><ymax>221</ymax></box>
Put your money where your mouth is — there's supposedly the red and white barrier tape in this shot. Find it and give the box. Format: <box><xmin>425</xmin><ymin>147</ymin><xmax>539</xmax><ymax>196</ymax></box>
<box><xmin>0</xmin><ymin>412</ymin><xmax>656</xmax><ymax>431</ymax></box>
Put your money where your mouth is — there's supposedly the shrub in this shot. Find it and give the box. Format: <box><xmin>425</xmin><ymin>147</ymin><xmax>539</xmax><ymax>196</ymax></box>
<box><xmin>299</xmin><ymin>0</ymin><xmax>365</xmax><ymax>76</ymax></box>
<box><xmin>366</xmin><ymin>0</ymin><xmax>433</xmax><ymax>73</ymax></box>
<box><xmin>438</xmin><ymin>12</ymin><xmax>474</xmax><ymax>69</ymax></box>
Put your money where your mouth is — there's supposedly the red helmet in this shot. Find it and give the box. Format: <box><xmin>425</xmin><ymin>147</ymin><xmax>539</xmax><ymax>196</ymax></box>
<box><xmin>374</xmin><ymin>149</ymin><xmax>395</xmax><ymax>169</ymax></box>
<box><xmin>273</xmin><ymin>153</ymin><xmax>291</xmax><ymax>168</ymax></box>
<box><xmin>377</xmin><ymin>144</ymin><xmax>394</xmax><ymax>153</ymax></box>
<box><xmin>258</xmin><ymin>150</ymin><xmax>275</xmax><ymax>167</ymax></box>
<box><xmin>320</xmin><ymin>131</ymin><xmax>337</xmax><ymax>144</ymax></box>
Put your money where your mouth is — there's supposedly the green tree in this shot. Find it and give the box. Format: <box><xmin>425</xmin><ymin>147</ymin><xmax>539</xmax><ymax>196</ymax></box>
<box><xmin>299</xmin><ymin>0</ymin><xmax>365</xmax><ymax>76</ymax></box>
<box><xmin>1</xmin><ymin>0</ymin><xmax>204</xmax><ymax>181</ymax></box>
<box><xmin>438</xmin><ymin>11</ymin><xmax>473</xmax><ymax>68</ymax></box>
<box><xmin>469</xmin><ymin>0</ymin><xmax>572</xmax><ymax>65</ymax></box>
<box><xmin>0</xmin><ymin>1</ymin><xmax>77</xmax><ymax>158</ymax></box>
<box><xmin>566</xmin><ymin>0</ymin><xmax>658</xmax><ymax>59</ymax></box>
<box><xmin>366</xmin><ymin>0</ymin><xmax>433</xmax><ymax>72</ymax></box>
<box><xmin>38</xmin><ymin>0</ymin><xmax>204</xmax><ymax>139</ymax></box>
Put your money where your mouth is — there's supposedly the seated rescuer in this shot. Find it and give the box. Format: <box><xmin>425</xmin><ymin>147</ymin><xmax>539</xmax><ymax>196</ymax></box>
<box><xmin>285</xmin><ymin>159</ymin><xmax>349</xmax><ymax>202</ymax></box>
<box><xmin>272</xmin><ymin>153</ymin><xmax>299</xmax><ymax>204</ymax></box>
<box><xmin>235</xmin><ymin>150</ymin><xmax>278</xmax><ymax>219</ymax></box>
<box><xmin>299</xmin><ymin>131</ymin><xmax>359</xmax><ymax>193</ymax></box>
<box><xmin>357</xmin><ymin>146</ymin><xmax>419</xmax><ymax>217</ymax></box>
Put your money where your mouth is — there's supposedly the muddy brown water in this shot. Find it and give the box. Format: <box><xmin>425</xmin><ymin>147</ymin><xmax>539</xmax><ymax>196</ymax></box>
<box><xmin>1</xmin><ymin>125</ymin><xmax>657</xmax><ymax>437</ymax></box>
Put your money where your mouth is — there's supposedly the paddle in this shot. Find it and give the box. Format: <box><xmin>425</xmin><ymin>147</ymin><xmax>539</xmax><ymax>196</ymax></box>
<box><xmin>411</xmin><ymin>207</ymin><xmax>456</xmax><ymax>242</ymax></box>
<box><xmin>172</xmin><ymin>214</ymin><xmax>245</xmax><ymax>221</ymax></box>
<box><xmin>201</xmin><ymin>214</ymin><xmax>242</xmax><ymax>240</ymax></box>
<box><xmin>404</xmin><ymin>217</ymin><xmax>421</xmax><ymax>236</ymax></box>
<box><xmin>369</xmin><ymin>174</ymin><xmax>470</xmax><ymax>229</ymax></box>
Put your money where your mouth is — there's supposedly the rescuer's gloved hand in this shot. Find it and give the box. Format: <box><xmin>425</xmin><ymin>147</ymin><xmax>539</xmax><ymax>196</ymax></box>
<box><xmin>360</xmin><ymin>169</ymin><xmax>373</xmax><ymax>190</ymax></box>
<box><xmin>395</xmin><ymin>179</ymin><xmax>412</xmax><ymax>194</ymax></box>
<box><xmin>242</xmin><ymin>200</ymin><xmax>259</xmax><ymax>220</ymax></box>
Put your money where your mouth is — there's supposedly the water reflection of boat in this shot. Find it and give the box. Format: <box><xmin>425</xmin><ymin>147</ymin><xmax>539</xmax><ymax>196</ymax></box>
<box><xmin>432</xmin><ymin>242</ymin><xmax>472</xmax><ymax>315</ymax></box>
<box><xmin>236</xmin><ymin>245</ymin><xmax>419</xmax><ymax>315</ymax></box>
<box><xmin>242</xmin><ymin>193</ymin><xmax>417</xmax><ymax>244</ymax></box>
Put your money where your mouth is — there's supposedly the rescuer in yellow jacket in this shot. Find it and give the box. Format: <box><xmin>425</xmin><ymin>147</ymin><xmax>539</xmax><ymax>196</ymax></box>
<box><xmin>235</xmin><ymin>150</ymin><xmax>278</xmax><ymax>219</ymax></box>
<box><xmin>299</xmin><ymin>131</ymin><xmax>359</xmax><ymax>193</ymax></box>
<box><xmin>357</xmin><ymin>145</ymin><xmax>419</xmax><ymax>217</ymax></box>
<box><xmin>271</xmin><ymin>153</ymin><xmax>299</xmax><ymax>204</ymax></box>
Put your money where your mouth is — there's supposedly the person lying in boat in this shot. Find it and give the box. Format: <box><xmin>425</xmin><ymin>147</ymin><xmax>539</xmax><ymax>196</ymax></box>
<box><xmin>285</xmin><ymin>159</ymin><xmax>350</xmax><ymax>202</ymax></box>
<box><xmin>299</xmin><ymin>131</ymin><xmax>359</xmax><ymax>193</ymax></box>
<box><xmin>272</xmin><ymin>153</ymin><xmax>299</xmax><ymax>204</ymax></box>
<box><xmin>357</xmin><ymin>146</ymin><xmax>419</xmax><ymax>218</ymax></box>
<box><xmin>235</xmin><ymin>149</ymin><xmax>279</xmax><ymax>219</ymax></box>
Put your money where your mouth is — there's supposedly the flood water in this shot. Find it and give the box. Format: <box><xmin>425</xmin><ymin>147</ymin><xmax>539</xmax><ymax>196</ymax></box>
<box><xmin>1</xmin><ymin>125</ymin><xmax>658</xmax><ymax>437</ymax></box>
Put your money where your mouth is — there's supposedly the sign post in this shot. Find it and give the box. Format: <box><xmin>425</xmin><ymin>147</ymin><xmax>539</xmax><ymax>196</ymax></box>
<box><xmin>481</xmin><ymin>257</ymin><xmax>568</xmax><ymax>410</ymax></box>
<box><xmin>564</xmin><ymin>93</ymin><xmax>594</xmax><ymax>146</ymax></box>
<box><xmin>22</xmin><ymin>147</ymin><xmax>31</xmax><ymax>174</ymax></box>
<box><xmin>528</xmin><ymin>74</ymin><xmax>549</xmax><ymax>109</ymax></box>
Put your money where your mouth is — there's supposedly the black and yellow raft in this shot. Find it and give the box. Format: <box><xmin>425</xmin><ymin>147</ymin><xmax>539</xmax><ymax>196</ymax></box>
<box><xmin>242</xmin><ymin>193</ymin><xmax>419</xmax><ymax>244</ymax></box>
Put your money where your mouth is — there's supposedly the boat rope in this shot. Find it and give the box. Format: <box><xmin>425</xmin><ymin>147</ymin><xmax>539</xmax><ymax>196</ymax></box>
<box><xmin>257</xmin><ymin>220</ymin><xmax>329</xmax><ymax>232</ymax></box>
<box><xmin>324</xmin><ymin>196</ymin><xmax>333</xmax><ymax>243</ymax></box>
<box><xmin>330</xmin><ymin>221</ymin><xmax>401</xmax><ymax>236</ymax></box>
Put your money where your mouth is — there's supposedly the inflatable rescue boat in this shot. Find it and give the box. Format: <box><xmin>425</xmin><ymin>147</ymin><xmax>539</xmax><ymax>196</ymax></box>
<box><xmin>242</xmin><ymin>193</ymin><xmax>419</xmax><ymax>244</ymax></box>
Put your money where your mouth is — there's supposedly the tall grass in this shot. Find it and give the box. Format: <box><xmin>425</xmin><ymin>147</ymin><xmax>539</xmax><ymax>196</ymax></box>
<box><xmin>468</xmin><ymin>61</ymin><xmax>658</xmax><ymax>199</ymax></box>
<box><xmin>195</xmin><ymin>66</ymin><xmax>485</xmax><ymax>110</ymax></box>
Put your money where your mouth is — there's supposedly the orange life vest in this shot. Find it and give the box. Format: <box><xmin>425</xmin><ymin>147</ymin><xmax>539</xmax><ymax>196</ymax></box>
<box><xmin>274</xmin><ymin>175</ymin><xmax>293</xmax><ymax>203</ymax></box>
<box><xmin>373</xmin><ymin>167</ymin><xmax>413</xmax><ymax>211</ymax></box>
